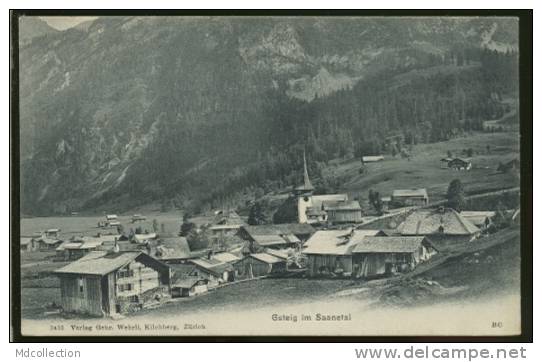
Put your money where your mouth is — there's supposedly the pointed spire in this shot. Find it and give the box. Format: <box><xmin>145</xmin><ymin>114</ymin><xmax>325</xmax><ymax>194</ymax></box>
<box><xmin>303</xmin><ymin>149</ymin><xmax>314</xmax><ymax>191</ymax></box>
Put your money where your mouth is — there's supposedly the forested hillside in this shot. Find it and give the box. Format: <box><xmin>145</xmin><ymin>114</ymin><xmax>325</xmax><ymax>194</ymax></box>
<box><xmin>18</xmin><ymin>16</ymin><xmax>519</xmax><ymax>215</ymax></box>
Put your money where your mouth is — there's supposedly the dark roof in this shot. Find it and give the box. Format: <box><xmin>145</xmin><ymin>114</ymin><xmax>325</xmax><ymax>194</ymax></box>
<box><xmin>352</xmin><ymin>236</ymin><xmax>434</xmax><ymax>253</ymax></box>
<box><xmin>400</xmin><ymin>208</ymin><xmax>480</xmax><ymax>236</ymax></box>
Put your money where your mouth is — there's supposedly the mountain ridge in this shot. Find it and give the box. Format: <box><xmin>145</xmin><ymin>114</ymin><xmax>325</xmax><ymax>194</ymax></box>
<box><xmin>18</xmin><ymin>16</ymin><xmax>519</xmax><ymax>215</ymax></box>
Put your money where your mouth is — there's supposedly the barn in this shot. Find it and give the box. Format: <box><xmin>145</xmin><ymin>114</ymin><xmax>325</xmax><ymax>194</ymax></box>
<box><xmin>233</xmin><ymin>253</ymin><xmax>287</xmax><ymax>280</ymax></box>
<box><xmin>188</xmin><ymin>257</ymin><xmax>236</xmax><ymax>288</ymax></box>
<box><xmin>170</xmin><ymin>275</ymin><xmax>209</xmax><ymax>298</ymax></box>
<box><xmin>302</xmin><ymin>229</ymin><xmax>387</xmax><ymax>277</ymax></box>
<box><xmin>54</xmin><ymin>251</ymin><xmax>171</xmax><ymax>316</ymax></box>
<box><xmin>351</xmin><ymin>236</ymin><xmax>438</xmax><ymax>278</ymax></box>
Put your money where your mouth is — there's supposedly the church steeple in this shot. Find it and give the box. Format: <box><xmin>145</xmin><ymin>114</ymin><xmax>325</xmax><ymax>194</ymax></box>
<box><xmin>302</xmin><ymin>150</ymin><xmax>314</xmax><ymax>191</ymax></box>
<box><xmin>294</xmin><ymin>149</ymin><xmax>314</xmax><ymax>195</ymax></box>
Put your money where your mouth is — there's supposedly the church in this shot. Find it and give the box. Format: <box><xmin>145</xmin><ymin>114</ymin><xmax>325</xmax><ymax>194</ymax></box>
<box><xmin>293</xmin><ymin>152</ymin><xmax>363</xmax><ymax>225</ymax></box>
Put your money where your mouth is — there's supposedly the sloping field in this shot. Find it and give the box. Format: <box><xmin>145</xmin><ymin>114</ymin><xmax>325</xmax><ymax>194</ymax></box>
<box><xmin>322</xmin><ymin>131</ymin><xmax>519</xmax><ymax>208</ymax></box>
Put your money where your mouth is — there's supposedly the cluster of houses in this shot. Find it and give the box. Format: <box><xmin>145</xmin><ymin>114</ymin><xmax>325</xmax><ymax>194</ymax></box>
<box><xmin>20</xmin><ymin>228</ymin><xmax>63</xmax><ymax>252</ymax></box>
<box><xmin>22</xmin><ymin>152</ymin><xmax>504</xmax><ymax>318</ymax></box>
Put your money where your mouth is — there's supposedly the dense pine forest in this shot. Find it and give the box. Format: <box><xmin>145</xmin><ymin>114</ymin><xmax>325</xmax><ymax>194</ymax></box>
<box><xmin>18</xmin><ymin>17</ymin><xmax>519</xmax><ymax>215</ymax></box>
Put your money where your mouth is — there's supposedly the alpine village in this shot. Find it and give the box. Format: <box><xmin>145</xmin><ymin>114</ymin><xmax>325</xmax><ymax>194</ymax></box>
<box><xmin>18</xmin><ymin>17</ymin><xmax>521</xmax><ymax>320</ymax></box>
<box><xmin>20</xmin><ymin>148</ymin><xmax>520</xmax><ymax>318</ymax></box>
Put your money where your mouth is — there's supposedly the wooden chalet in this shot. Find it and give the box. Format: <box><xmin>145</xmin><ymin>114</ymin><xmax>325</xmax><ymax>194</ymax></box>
<box><xmin>233</xmin><ymin>253</ymin><xmax>287</xmax><ymax>280</ymax></box>
<box><xmin>238</xmin><ymin>223</ymin><xmax>315</xmax><ymax>252</ymax></box>
<box><xmin>447</xmin><ymin>158</ymin><xmax>472</xmax><ymax>170</ymax></box>
<box><xmin>351</xmin><ymin>236</ymin><xmax>438</xmax><ymax>278</ymax></box>
<box><xmin>391</xmin><ymin>188</ymin><xmax>429</xmax><ymax>207</ymax></box>
<box><xmin>209</xmin><ymin>210</ymin><xmax>245</xmax><ymax>236</ymax></box>
<box><xmin>55</xmin><ymin>234</ymin><xmax>120</xmax><ymax>261</ymax></box>
<box><xmin>322</xmin><ymin>200</ymin><xmax>363</xmax><ymax>224</ymax></box>
<box><xmin>36</xmin><ymin>237</ymin><xmax>64</xmax><ymax>251</ymax></box>
<box><xmin>170</xmin><ymin>275</ymin><xmax>208</xmax><ymax>298</ymax></box>
<box><xmin>302</xmin><ymin>229</ymin><xmax>387</xmax><ymax>277</ymax></box>
<box><xmin>44</xmin><ymin>228</ymin><xmax>61</xmax><ymax>238</ymax></box>
<box><xmin>187</xmin><ymin>257</ymin><xmax>236</xmax><ymax>287</ymax></box>
<box><xmin>54</xmin><ymin>251</ymin><xmax>171</xmax><ymax>316</ymax></box>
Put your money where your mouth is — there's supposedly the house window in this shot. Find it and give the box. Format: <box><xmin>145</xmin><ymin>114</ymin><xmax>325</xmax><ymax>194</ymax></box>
<box><xmin>118</xmin><ymin>283</ymin><xmax>133</xmax><ymax>292</ymax></box>
<box><xmin>118</xmin><ymin>269</ymin><xmax>134</xmax><ymax>278</ymax></box>
<box><xmin>78</xmin><ymin>278</ymin><xmax>84</xmax><ymax>293</ymax></box>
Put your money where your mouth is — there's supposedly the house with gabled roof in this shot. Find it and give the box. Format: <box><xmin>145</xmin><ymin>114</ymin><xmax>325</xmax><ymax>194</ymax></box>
<box><xmin>233</xmin><ymin>252</ymin><xmax>287</xmax><ymax>280</ymax></box>
<box><xmin>209</xmin><ymin>210</ymin><xmax>245</xmax><ymax>236</ymax></box>
<box><xmin>54</xmin><ymin>251</ymin><xmax>171</xmax><ymax>316</ymax></box>
<box><xmin>187</xmin><ymin>256</ymin><xmax>236</xmax><ymax>287</ymax></box>
<box><xmin>322</xmin><ymin>200</ymin><xmax>363</xmax><ymax>224</ymax></box>
<box><xmin>351</xmin><ymin>236</ymin><xmax>438</xmax><ymax>278</ymax></box>
<box><xmin>399</xmin><ymin>207</ymin><xmax>480</xmax><ymax>244</ymax></box>
<box><xmin>154</xmin><ymin>236</ymin><xmax>194</xmax><ymax>262</ymax></box>
<box><xmin>302</xmin><ymin>229</ymin><xmax>387</xmax><ymax>277</ymax></box>
<box><xmin>391</xmin><ymin>188</ymin><xmax>429</xmax><ymax>207</ymax></box>
<box><xmin>447</xmin><ymin>158</ymin><xmax>472</xmax><ymax>170</ymax></box>
<box><xmin>238</xmin><ymin>223</ymin><xmax>315</xmax><ymax>252</ymax></box>
<box><xmin>170</xmin><ymin>274</ymin><xmax>209</xmax><ymax>298</ymax></box>
<box><xmin>35</xmin><ymin>237</ymin><xmax>64</xmax><ymax>251</ymax></box>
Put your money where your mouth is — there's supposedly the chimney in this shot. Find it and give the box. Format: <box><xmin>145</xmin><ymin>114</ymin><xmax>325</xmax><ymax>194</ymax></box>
<box><xmin>207</xmin><ymin>250</ymin><xmax>214</xmax><ymax>260</ymax></box>
<box><xmin>113</xmin><ymin>240</ymin><xmax>120</xmax><ymax>253</ymax></box>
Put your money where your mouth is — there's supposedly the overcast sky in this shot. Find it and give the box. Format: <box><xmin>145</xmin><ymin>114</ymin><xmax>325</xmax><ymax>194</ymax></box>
<box><xmin>40</xmin><ymin>16</ymin><xmax>98</xmax><ymax>30</ymax></box>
